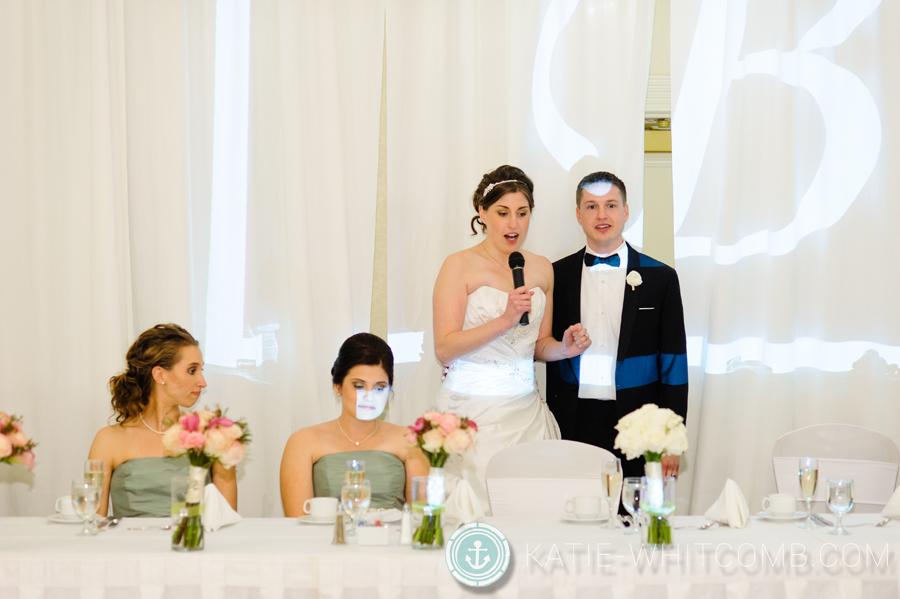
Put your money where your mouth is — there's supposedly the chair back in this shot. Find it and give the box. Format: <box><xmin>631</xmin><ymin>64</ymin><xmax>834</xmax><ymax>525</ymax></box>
<box><xmin>772</xmin><ymin>424</ymin><xmax>899</xmax><ymax>513</ymax></box>
<box><xmin>485</xmin><ymin>440</ymin><xmax>615</xmax><ymax>518</ymax></box>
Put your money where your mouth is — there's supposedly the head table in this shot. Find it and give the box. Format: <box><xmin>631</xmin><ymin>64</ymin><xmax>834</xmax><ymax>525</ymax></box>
<box><xmin>0</xmin><ymin>514</ymin><xmax>897</xmax><ymax>598</ymax></box>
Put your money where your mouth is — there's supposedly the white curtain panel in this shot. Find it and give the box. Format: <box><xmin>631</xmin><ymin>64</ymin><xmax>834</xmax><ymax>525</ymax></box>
<box><xmin>671</xmin><ymin>0</ymin><xmax>900</xmax><ymax>515</ymax></box>
<box><xmin>384</xmin><ymin>0</ymin><xmax>655</xmax><ymax>428</ymax></box>
<box><xmin>237</xmin><ymin>0</ymin><xmax>384</xmax><ymax>515</ymax></box>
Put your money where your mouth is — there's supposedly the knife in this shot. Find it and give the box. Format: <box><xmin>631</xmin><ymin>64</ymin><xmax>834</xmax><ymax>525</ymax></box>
<box><xmin>811</xmin><ymin>514</ymin><xmax>834</xmax><ymax>527</ymax></box>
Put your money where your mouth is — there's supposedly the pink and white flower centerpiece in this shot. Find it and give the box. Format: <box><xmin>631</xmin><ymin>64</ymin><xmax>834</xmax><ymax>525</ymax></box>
<box><xmin>162</xmin><ymin>407</ymin><xmax>250</xmax><ymax>551</ymax></box>
<box><xmin>0</xmin><ymin>413</ymin><xmax>36</xmax><ymax>471</ymax></box>
<box><xmin>614</xmin><ymin>403</ymin><xmax>687</xmax><ymax>548</ymax></box>
<box><xmin>407</xmin><ymin>411</ymin><xmax>477</xmax><ymax>548</ymax></box>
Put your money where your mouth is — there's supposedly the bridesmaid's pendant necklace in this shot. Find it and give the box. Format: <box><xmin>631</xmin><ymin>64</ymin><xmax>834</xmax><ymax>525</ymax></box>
<box><xmin>139</xmin><ymin>412</ymin><xmax>165</xmax><ymax>435</ymax></box>
<box><xmin>338</xmin><ymin>419</ymin><xmax>377</xmax><ymax>446</ymax></box>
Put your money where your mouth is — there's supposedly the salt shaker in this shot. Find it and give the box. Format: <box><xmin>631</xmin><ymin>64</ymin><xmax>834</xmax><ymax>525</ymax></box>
<box><xmin>399</xmin><ymin>502</ymin><xmax>412</xmax><ymax>545</ymax></box>
<box><xmin>332</xmin><ymin>505</ymin><xmax>346</xmax><ymax>545</ymax></box>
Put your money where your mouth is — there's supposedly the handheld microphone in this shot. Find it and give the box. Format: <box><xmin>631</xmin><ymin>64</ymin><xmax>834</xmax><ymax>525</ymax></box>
<box><xmin>508</xmin><ymin>252</ymin><xmax>529</xmax><ymax>326</ymax></box>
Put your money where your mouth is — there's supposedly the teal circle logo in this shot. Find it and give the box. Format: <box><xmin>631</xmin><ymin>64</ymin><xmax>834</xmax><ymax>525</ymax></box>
<box><xmin>445</xmin><ymin>522</ymin><xmax>510</xmax><ymax>587</ymax></box>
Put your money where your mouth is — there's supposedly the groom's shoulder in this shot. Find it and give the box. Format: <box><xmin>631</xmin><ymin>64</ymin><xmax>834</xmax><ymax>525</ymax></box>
<box><xmin>632</xmin><ymin>248</ymin><xmax>677</xmax><ymax>277</ymax></box>
<box><xmin>552</xmin><ymin>247</ymin><xmax>585</xmax><ymax>271</ymax></box>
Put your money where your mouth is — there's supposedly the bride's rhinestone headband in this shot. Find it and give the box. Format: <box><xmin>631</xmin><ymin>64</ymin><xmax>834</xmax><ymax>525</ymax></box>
<box><xmin>482</xmin><ymin>179</ymin><xmax>520</xmax><ymax>198</ymax></box>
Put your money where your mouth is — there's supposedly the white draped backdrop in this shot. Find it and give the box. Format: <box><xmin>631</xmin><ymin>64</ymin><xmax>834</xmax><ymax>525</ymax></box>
<box><xmin>1</xmin><ymin>0</ymin><xmax>897</xmax><ymax>518</ymax></box>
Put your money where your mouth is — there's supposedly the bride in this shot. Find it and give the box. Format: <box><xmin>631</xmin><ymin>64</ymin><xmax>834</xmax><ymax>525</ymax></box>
<box><xmin>432</xmin><ymin>165</ymin><xmax>591</xmax><ymax>513</ymax></box>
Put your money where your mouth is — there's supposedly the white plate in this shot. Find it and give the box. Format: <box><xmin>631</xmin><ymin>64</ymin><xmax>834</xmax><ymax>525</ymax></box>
<box><xmin>298</xmin><ymin>515</ymin><xmax>334</xmax><ymax>525</ymax></box>
<box><xmin>757</xmin><ymin>510</ymin><xmax>807</xmax><ymax>521</ymax></box>
<box><xmin>48</xmin><ymin>514</ymin><xmax>83</xmax><ymax>524</ymax></box>
<box><xmin>561</xmin><ymin>514</ymin><xmax>608</xmax><ymax>523</ymax></box>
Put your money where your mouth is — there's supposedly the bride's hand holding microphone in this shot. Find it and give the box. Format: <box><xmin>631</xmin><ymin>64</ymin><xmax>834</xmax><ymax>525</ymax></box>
<box><xmin>503</xmin><ymin>286</ymin><xmax>533</xmax><ymax>329</ymax></box>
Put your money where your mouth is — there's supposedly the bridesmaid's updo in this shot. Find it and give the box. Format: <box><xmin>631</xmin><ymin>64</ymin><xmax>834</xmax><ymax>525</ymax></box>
<box><xmin>470</xmin><ymin>165</ymin><xmax>535</xmax><ymax>235</ymax></box>
<box><xmin>108</xmin><ymin>324</ymin><xmax>199</xmax><ymax>423</ymax></box>
<box><xmin>331</xmin><ymin>333</ymin><xmax>395</xmax><ymax>386</ymax></box>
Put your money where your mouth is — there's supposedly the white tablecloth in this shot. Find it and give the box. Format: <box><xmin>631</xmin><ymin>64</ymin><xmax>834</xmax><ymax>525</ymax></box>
<box><xmin>0</xmin><ymin>515</ymin><xmax>898</xmax><ymax>598</ymax></box>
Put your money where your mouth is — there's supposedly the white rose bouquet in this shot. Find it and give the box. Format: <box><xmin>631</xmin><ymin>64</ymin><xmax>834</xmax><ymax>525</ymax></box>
<box><xmin>613</xmin><ymin>403</ymin><xmax>687</xmax><ymax>462</ymax></box>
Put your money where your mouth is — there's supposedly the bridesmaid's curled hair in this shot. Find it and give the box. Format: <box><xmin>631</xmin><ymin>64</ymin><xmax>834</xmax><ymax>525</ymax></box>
<box><xmin>331</xmin><ymin>333</ymin><xmax>395</xmax><ymax>387</ymax></box>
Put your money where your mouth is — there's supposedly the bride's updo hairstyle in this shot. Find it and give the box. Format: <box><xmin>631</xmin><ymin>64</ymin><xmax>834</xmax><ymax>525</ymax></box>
<box><xmin>470</xmin><ymin>165</ymin><xmax>535</xmax><ymax>235</ymax></box>
<box><xmin>108</xmin><ymin>324</ymin><xmax>199</xmax><ymax>423</ymax></box>
<box><xmin>331</xmin><ymin>333</ymin><xmax>395</xmax><ymax>387</ymax></box>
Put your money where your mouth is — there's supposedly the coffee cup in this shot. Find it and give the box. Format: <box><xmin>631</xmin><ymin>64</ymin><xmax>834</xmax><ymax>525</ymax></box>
<box><xmin>304</xmin><ymin>497</ymin><xmax>339</xmax><ymax>519</ymax></box>
<box><xmin>762</xmin><ymin>493</ymin><xmax>797</xmax><ymax>516</ymax></box>
<box><xmin>565</xmin><ymin>496</ymin><xmax>602</xmax><ymax>519</ymax></box>
<box><xmin>55</xmin><ymin>495</ymin><xmax>76</xmax><ymax>517</ymax></box>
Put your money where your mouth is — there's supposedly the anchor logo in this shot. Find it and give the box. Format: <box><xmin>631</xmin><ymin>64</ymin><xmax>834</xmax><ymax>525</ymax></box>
<box><xmin>464</xmin><ymin>540</ymin><xmax>491</xmax><ymax>570</ymax></box>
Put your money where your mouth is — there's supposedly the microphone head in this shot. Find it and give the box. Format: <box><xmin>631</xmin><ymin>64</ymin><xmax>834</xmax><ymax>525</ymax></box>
<box><xmin>508</xmin><ymin>251</ymin><xmax>525</xmax><ymax>269</ymax></box>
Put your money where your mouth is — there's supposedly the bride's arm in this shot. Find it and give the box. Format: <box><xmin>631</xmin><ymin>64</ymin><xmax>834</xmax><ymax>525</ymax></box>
<box><xmin>433</xmin><ymin>253</ymin><xmax>530</xmax><ymax>364</ymax></box>
<box><xmin>535</xmin><ymin>260</ymin><xmax>592</xmax><ymax>362</ymax></box>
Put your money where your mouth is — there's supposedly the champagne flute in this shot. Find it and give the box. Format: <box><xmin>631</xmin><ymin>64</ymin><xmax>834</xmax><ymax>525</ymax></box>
<box><xmin>621</xmin><ymin>477</ymin><xmax>642</xmax><ymax>535</ymax></box>
<box><xmin>345</xmin><ymin>459</ymin><xmax>366</xmax><ymax>484</ymax></box>
<box><xmin>826</xmin><ymin>478</ymin><xmax>854</xmax><ymax>536</ymax></box>
<box><xmin>72</xmin><ymin>481</ymin><xmax>100</xmax><ymax>537</ymax></box>
<box><xmin>84</xmin><ymin>459</ymin><xmax>104</xmax><ymax>532</ymax></box>
<box><xmin>340</xmin><ymin>480</ymin><xmax>371</xmax><ymax>536</ymax></box>
<box><xmin>798</xmin><ymin>457</ymin><xmax>818</xmax><ymax>529</ymax></box>
<box><xmin>601</xmin><ymin>457</ymin><xmax>623</xmax><ymax>529</ymax></box>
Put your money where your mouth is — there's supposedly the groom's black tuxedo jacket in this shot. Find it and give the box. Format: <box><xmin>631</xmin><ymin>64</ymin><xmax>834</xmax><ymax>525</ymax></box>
<box><xmin>546</xmin><ymin>243</ymin><xmax>688</xmax><ymax>438</ymax></box>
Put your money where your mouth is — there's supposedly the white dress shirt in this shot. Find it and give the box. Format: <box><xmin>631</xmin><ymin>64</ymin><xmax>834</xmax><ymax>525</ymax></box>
<box><xmin>578</xmin><ymin>241</ymin><xmax>628</xmax><ymax>400</ymax></box>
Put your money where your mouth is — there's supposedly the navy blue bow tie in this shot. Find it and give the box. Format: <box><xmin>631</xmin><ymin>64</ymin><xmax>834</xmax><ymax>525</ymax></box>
<box><xmin>584</xmin><ymin>253</ymin><xmax>620</xmax><ymax>268</ymax></box>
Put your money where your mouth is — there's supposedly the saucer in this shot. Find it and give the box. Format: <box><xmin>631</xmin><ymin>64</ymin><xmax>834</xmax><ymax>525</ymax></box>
<box><xmin>298</xmin><ymin>515</ymin><xmax>334</xmax><ymax>525</ymax></box>
<box><xmin>757</xmin><ymin>510</ymin><xmax>807</xmax><ymax>521</ymax></box>
<box><xmin>561</xmin><ymin>514</ymin><xmax>608</xmax><ymax>523</ymax></box>
<box><xmin>47</xmin><ymin>514</ymin><xmax>83</xmax><ymax>524</ymax></box>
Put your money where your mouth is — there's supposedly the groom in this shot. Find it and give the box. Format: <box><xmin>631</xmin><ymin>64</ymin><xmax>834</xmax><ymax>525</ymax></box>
<box><xmin>546</xmin><ymin>171</ymin><xmax>688</xmax><ymax>480</ymax></box>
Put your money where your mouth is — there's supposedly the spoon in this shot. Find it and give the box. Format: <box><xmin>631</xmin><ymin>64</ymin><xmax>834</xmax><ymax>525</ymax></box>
<box><xmin>127</xmin><ymin>524</ymin><xmax>172</xmax><ymax>531</ymax></box>
<box><xmin>846</xmin><ymin>517</ymin><xmax>891</xmax><ymax>528</ymax></box>
<box><xmin>97</xmin><ymin>518</ymin><xmax>120</xmax><ymax>529</ymax></box>
<box><xmin>675</xmin><ymin>521</ymin><xmax>717</xmax><ymax>530</ymax></box>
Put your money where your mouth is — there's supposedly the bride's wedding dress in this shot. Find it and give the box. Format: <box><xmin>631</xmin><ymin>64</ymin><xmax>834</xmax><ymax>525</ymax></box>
<box><xmin>435</xmin><ymin>286</ymin><xmax>560</xmax><ymax>514</ymax></box>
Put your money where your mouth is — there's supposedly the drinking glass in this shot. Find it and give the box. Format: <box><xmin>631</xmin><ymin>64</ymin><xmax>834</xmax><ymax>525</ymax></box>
<box><xmin>71</xmin><ymin>481</ymin><xmax>100</xmax><ymax>537</ymax></box>
<box><xmin>345</xmin><ymin>459</ymin><xmax>366</xmax><ymax>484</ymax></box>
<box><xmin>621</xmin><ymin>477</ymin><xmax>642</xmax><ymax>535</ymax></box>
<box><xmin>798</xmin><ymin>457</ymin><xmax>818</xmax><ymax>529</ymax></box>
<box><xmin>340</xmin><ymin>480</ymin><xmax>371</xmax><ymax>536</ymax></box>
<box><xmin>601</xmin><ymin>457</ymin><xmax>623</xmax><ymax>529</ymax></box>
<box><xmin>84</xmin><ymin>459</ymin><xmax>104</xmax><ymax>532</ymax></box>
<box><xmin>826</xmin><ymin>478</ymin><xmax>854</xmax><ymax>536</ymax></box>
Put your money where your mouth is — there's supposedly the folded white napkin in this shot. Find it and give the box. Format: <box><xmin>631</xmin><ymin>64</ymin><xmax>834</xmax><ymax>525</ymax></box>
<box><xmin>361</xmin><ymin>508</ymin><xmax>402</xmax><ymax>525</ymax></box>
<box><xmin>444</xmin><ymin>479</ymin><xmax>484</xmax><ymax>525</ymax></box>
<box><xmin>704</xmin><ymin>479</ymin><xmax>750</xmax><ymax>528</ymax></box>
<box><xmin>203</xmin><ymin>483</ymin><xmax>242</xmax><ymax>532</ymax></box>
<box><xmin>881</xmin><ymin>485</ymin><xmax>900</xmax><ymax>518</ymax></box>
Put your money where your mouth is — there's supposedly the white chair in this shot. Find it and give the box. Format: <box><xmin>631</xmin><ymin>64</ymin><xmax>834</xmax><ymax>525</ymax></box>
<box><xmin>485</xmin><ymin>440</ymin><xmax>614</xmax><ymax>518</ymax></box>
<box><xmin>772</xmin><ymin>424</ymin><xmax>900</xmax><ymax>513</ymax></box>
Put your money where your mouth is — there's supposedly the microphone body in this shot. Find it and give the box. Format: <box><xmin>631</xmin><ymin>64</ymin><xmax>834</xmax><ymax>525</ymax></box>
<box><xmin>508</xmin><ymin>252</ymin><xmax>529</xmax><ymax>326</ymax></box>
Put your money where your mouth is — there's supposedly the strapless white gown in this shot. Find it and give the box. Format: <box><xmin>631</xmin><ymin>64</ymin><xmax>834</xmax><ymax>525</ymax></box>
<box><xmin>435</xmin><ymin>286</ymin><xmax>560</xmax><ymax>515</ymax></box>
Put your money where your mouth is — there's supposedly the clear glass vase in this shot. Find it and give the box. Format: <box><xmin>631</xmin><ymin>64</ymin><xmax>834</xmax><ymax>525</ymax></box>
<box><xmin>172</xmin><ymin>465</ymin><xmax>207</xmax><ymax>551</ymax></box>
<box><xmin>640</xmin><ymin>461</ymin><xmax>675</xmax><ymax>550</ymax></box>
<box><xmin>412</xmin><ymin>467</ymin><xmax>445</xmax><ymax>549</ymax></box>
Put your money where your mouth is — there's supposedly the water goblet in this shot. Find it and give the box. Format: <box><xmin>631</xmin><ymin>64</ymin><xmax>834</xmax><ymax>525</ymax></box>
<box><xmin>72</xmin><ymin>481</ymin><xmax>100</xmax><ymax>537</ymax></box>
<box><xmin>601</xmin><ymin>457</ymin><xmax>623</xmax><ymax>529</ymax></box>
<box><xmin>84</xmin><ymin>459</ymin><xmax>104</xmax><ymax>532</ymax></box>
<box><xmin>345</xmin><ymin>459</ymin><xmax>366</xmax><ymax>484</ymax></box>
<box><xmin>826</xmin><ymin>478</ymin><xmax>854</xmax><ymax>536</ymax></box>
<box><xmin>340</xmin><ymin>480</ymin><xmax>371</xmax><ymax>536</ymax></box>
<box><xmin>621</xmin><ymin>477</ymin><xmax>642</xmax><ymax>535</ymax></box>
<box><xmin>798</xmin><ymin>457</ymin><xmax>818</xmax><ymax>529</ymax></box>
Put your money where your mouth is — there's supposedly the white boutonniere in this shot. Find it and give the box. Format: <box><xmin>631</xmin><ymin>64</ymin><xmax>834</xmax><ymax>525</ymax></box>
<box><xmin>626</xmin><ymin>270</ymin><xmax>642</xmax><ymax>291</ymax></box>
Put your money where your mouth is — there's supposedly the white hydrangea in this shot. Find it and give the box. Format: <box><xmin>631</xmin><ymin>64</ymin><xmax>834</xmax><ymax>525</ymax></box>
<box><xmin>613</xmin><ymin>404</ymin><xmax>688</xmax><ymax>461</ymax></box>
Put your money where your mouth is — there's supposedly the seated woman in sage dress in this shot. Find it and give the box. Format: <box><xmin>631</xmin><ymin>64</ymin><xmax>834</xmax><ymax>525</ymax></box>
<box><xmin>88</xmin><ymin>324</ymin><xmax>237</xmax><ymax>517</ymax></box>
<box><xmin>280</xmin><ymin>333</ymin><xmax>428</xmax><ymax>517</ymax></box>
<box><xmin>432</xmin><ymin>165</ymin><xmax>592</xmax><ymax>513</ymax></box>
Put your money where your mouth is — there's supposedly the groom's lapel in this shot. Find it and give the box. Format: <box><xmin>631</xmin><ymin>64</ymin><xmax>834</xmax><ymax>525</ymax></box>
<box><xmin>616</xmin><ymin>243</ymin><xmax>641</xmax><ymax>362</ymax></box>
<box><xmin>568</xmin><ymin>248</ymin><xmax>586</xmax><ymax>325</ymax></box>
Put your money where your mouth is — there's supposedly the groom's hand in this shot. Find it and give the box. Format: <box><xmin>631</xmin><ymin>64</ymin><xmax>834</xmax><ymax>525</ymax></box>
<box><xmin>562</xmin><ymin>323</ymin><xmax>591</xmax><ymax>357</ymax></box>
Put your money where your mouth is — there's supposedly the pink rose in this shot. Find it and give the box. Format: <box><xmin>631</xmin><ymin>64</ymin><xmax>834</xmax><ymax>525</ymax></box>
<box><xmin>197</xmin><ymin>410</ymin><xmax>216</xmax><ymax>430</ymax></box>
<box><xmin>162</xmin><ymin>423</ymin><xmax>184</xmax><ymax>454</ymax></box>
<box><xmin>204</xmin><ymin>428</ymin><xmax>231</xmax><ymax>457</ymax></box>
<box><xmin>411</xmin><ymin>417</ymin><xmax>426</xmax><ymax>432</ymax></box>
<box><xmin>0</xmin><ymin>412</ymin><xmax>9</xmax><ymax>427</ymax></box>
<box><xmin>422</xmin><ymin>411</ymin><xmax>441</xmax><ymax>423</ymax></box>
<box><xmin>180</xmin><ymin>412</ymin><xmax>200</xmax><ymax>432</ymax></box>
<box><xmin>421</xmin><ymin>429</ymin><xmax>445</xmax><ymax>453</ymax></box>
<box><xmin>180</xmin><ymin>430</ymin><xmax>206</xmax><ymax>450</ymax></box>
<box><xmin>7</xmin><ymin>430</ymin><xmax>28</xmax><ymax>447</ymax></box>
<box><xmin>439</xmin><ymin>414</ymin><xmax>460</xmax><ymax>435</ymax></box>
<box><xmin>0</xmin><ymin>434</ymin><xmax>12</xmax><ymax>458</ymax></box>
<box><xmin>465</xmin><ymin>419</ymin><xmax>478</xmax><ymax>432</ymax></box>
<box><xmin>443</xmin><ymin>429</ymin><xmax>472</xmax><ymax>454</ymax></box>
<box><xmin>11</xmin><ymin>449</ymin><xmax>35</xmax><ymax>471</ymax></box>
<box><xmin>219</xmin><ymin>440</ymin><xmax>245</xmax><ymax>469</ymax></box>
<box><xmin>406</xmin><ymin>432</ymin><xmax>419</xmax><ymax>446</ymax></box>
<box><xmin>222</xmin><ymin>423</ymin><xmax>244</xmax><ymax>440</ymax></box>
<box><xmin>208</xmin><ymin>417</ymin><xmax>234</xmax><ymax>429</ymax></box>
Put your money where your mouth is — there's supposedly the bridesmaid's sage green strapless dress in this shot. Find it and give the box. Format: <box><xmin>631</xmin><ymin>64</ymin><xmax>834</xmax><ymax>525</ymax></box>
<box><xmin>312</xmin><ymin>450</ymin><xmax>406</xmax><ymax>509</ymax></box>
<box><xmin>109</xmin><ymin>456</ymin><xmax>192</xmax><ymax>518</ymax></box>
